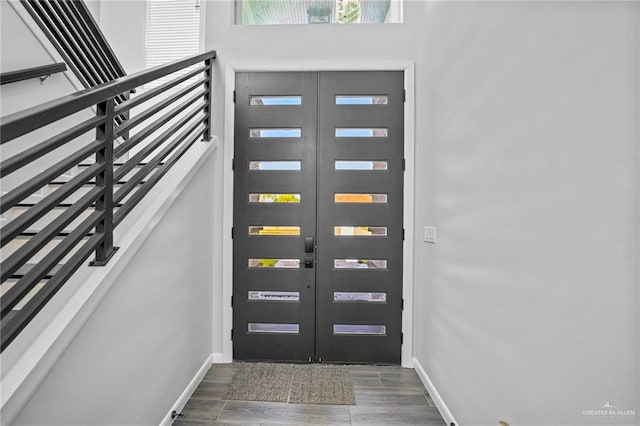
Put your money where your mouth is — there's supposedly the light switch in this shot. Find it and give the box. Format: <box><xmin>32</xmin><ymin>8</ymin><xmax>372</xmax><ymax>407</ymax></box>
<box><xmin>424</xmin><ymin>226</ymin><xmax>436</xmax><ymax>243</ymax></box>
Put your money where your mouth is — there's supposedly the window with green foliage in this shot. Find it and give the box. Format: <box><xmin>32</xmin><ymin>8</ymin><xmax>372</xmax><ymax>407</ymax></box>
<box><xmin>235</xmin><ymin>0</ymin><xmax>402</xmax><ymax>25</ymax></box>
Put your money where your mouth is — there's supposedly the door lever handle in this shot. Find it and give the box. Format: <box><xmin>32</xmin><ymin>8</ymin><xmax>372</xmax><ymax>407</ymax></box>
<box><xmin>305</xmin><ymin>236</ymin><xmax>314</xmax><ymax>253</ymax></box>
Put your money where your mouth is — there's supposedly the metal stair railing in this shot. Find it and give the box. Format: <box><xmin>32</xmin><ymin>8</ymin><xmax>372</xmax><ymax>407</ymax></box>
<box><xmin>0</xmin><ymin>50</ymin><xmax>216</xmax><ymax>351</ymax></box>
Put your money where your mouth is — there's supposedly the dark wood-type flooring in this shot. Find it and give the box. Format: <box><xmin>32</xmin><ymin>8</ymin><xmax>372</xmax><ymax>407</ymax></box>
<box><xmin>174</xmin><ymin>363</ymin><xmax>447</xmax><ymax>426</ymax></box>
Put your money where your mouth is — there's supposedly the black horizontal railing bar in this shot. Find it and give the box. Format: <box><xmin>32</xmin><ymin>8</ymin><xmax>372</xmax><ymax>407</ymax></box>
<box><xmin>13</xmin><ymin>202</ymin><xmax>122</xmax><ymax>209</ymax></box>
<box><xmin>50</xmin><ymin>1</ymin><xmax>112</xmax><ymax>85</ymax></box>
<box><xmin>0</xmin><ymin>63</ymin><xmax>67</xmax><ymax>86</ymax></box>
<box><xmin>9</xmin><ymin>265</ymin><xmax>60</xmax><ymax>280</ymax></box>
<box><xmin>0</xmin><ymin>51</ymin><xmax>216</xmax><ymax>144</ymax></box>
<box><xmin>113</xmin><ymin>66</ymin><xmax>206</xmax><ymax>115</ymax></box>
<box><xmin>114</xmin><ymin>105</ymin><xmax>206</xmax><ymax>183</ymax></box>
<box><xmin>77</xmin><ymin>162</ymin><xmax>165</xmax><ymax>168</ymax></box>
<box><xmin>113</xmin><ymin>80</ymin><xmax>207</xmax><ymax>137</ymax></box>
<box><xmin>0</xmin><ymin>115</ymin><xmax>104</xmax><ymax>177</ymax></box>
<box><xmin>0</xmin><ymin>210</ymin><xmax>101</xmax><ymax>316</ymax></box>
<box><xmin>113</xmin><ymin>89</ymin><xmax>206</xmax><ymax>159</ymax></box>
<box><xmin>31</xmin><ymin>1</ymin><xmax>100</xmax><ymax>88</ymax></box>
<box><xmin>0</xmin><ymin>232</ymin><xmax>103</xmax><ymax>351</ymax></box>
<box><xmin>59</xmin><ymin>1</ymin><xmax>117</xmax><ymax>82</ymax></box>
<box><xmin>113</xmin><ymin>118</ymin><xmax>205</xmax><ymax>205</ymax></box>
<box><xmin>72</xmin><ymin>0</ymin><xmax>127</xmax><ymax>78</ymax></box>
<box><xmin>48</xmin><ymin>180</ymin><xmax>143</xmax><ymax>187</ymax></box>
<box><xmin>1</xmin><ymin>188</ymin><xmax>102</xmax><ymax>283</ymax></box>
<box><xmin>19</xmin><ymin>1</ymin><xmax>90</xmax><ymax>88</ymax></box>
<box><xmin>42</xmin><ymin>1</ymin><xmax>106</xmax><ymax>86</ymax></box>
<box><xmin>114</xmin><ymin>125</ymin><xmax>206</xmax><ymax>226</ymax></box>
<box><xmin>0</xmin><ymin>140</ymin><xmax>103</xmax><ymax>215</ymax></box>
<box><xmin>0</xmin><ymin>163</ymin><xmax>103</xmax><ymax>247</ymax></box>
<box><xmin>18</xmin><ymin>231</ymin><xmax>95</xmax><ymax>238</ymax></box>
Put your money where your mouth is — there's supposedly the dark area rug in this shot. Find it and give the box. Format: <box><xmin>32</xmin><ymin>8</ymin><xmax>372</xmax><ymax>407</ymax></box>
<box><xmin>223</xmin><ymin>362</ymin><xmax>356</xmax><ymax>405</ymax></box>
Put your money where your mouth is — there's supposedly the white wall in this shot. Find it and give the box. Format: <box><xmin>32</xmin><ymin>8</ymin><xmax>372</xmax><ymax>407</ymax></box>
<box><xmin>205</xmin><ymin>1</ymin><xmax>639</xmax><ymax>425</ymax></box>
<box><xmin>204</xmin><ymin>0</ymin><xmax>423</xmax><ymax>361</ymax></box>
<box><xmin>10</xmin><ymin>151</ymin><xmax>216</xmax><ymax>426</ymax></box>
<box><xmin>414</xmin><ymin>1</ymin><xmax>639</xmax><ymax>425</ymax></box>
<box><xmin>98</xmin><ymin>0</ymin><xmax>147</xmax><ymax>74</ymax></box>
<box><xmin>0</xmin><ymin>1</ymin><xmax>78</xmax><ymax>115</ymax></box>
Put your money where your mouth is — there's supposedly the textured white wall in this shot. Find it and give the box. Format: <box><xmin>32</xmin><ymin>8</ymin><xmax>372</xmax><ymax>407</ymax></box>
<box><xmin>0</xmin><ymin>1</ymin><xmax>78</xmax><ymax>114</ymax></box>
<box><xmin>205</xmin><ymin>1</ymin><xmax>639</xmax><ymax>425</ymax></box>
<box><xmin>98</xmin><ymin>0</ymin><xmax>148</xmax><ymax>74</ymax></box>
<box><xmin>415</xmin><ymin>2</ymin><xmax>639</xmax><ymax>425</ymax></box>
<box><xmin>204</xmin><ymin>0</ymin><xmax>424</xmax><ymax>358</ymax></box>
<box><xmin>11</xmin><ymin>152</ymin><xmax>216</xmax><ymax>426</ymax></box>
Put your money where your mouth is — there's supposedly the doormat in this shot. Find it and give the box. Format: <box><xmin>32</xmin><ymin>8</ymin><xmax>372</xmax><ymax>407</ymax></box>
<box><xmin>222</xmin><ymin>363</ymin><xmax>356</xmax><ymax>405</ymax></box>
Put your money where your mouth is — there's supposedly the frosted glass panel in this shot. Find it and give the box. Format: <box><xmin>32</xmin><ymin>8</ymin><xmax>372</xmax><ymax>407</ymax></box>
<box><xmin>334</xmin><ymin>226</ymin><xmax>387</xmax><ymax>236</ymax></box>
<box><xmin>335</xmin><ymin>128</ymin><xmax>388</xmax><ymax>138</ymax></box>
<box><xmin>248</xmin><ymin>258</ymin><xmax>300</xmax><ymax>268</ymax></box>
<box><xmin>250</xmin><ymin>96</ymin><xmax>302</xmax><ymax>106</ymax></box>
<box><xmin>334</xmin><ymin>259</ymin><xmax>387</xmax><ymax>269</ymax></box>
<box><xmin>336</xmin><ymin>95</ymin><xmax>388</xmax><ymax>105</ymax></box>
<box><xmin>248</xmin><ymin>323</ymin><xmax>299</xmax><ymax>334</ymax></box>
<box><xmin>250</xmin><ymin>128</ymin><xmax>301</xmax><ymax>138</ymax></box>
<box><xmin>335</xmin><ymin>160</ymin><xmax>388</xmax><ymax>170</ymax></box>
<box><xmin>249</xmin><ymin>226</ymin><xmax>301</xmax><ymax>236</ymax></box>
<box><xmin>249</xmin><ymin>161</ymin><xmax>301</xmax><ymax>171</ymax></box>
<box><xmin>334</xmin><ymin>292</ymin><xmax>387</xmax><ymax>302</ymax></box>
<box><xmin>333</xmin><ymin>324</ymin><xmax>386</xmax><ymax>335</ymax></box>
<box><xmin>249</xmin><ymin>291</ymin><xmax>300</xmax><ymax>301</ymax></box>
<box><xmin>249</xmin><ymin>193</ymin><xmax>301</xmax><ymax>203</ymax></box>
<box><xmin>334</xmin><ymin>193</ymin><xmax>387</xmax><ymax>203</ymax></box>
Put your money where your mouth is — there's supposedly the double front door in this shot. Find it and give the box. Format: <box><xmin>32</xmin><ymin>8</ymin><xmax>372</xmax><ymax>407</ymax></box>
<box><xmin>233</xmin><ymin>71</ymin><xmax>403</xmax><ymax>364</ymax></box>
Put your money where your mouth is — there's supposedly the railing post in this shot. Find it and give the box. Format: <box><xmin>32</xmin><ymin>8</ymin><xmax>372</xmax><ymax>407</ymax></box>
<box><xmin>91</xmin><ymin>97</ymin><xmax>118</xmax><ymax>266</ymax></box>
<box><xmin>202</xmin><ymin>57</ymin><xmax>213</xmax><ymax>142</ymax></box>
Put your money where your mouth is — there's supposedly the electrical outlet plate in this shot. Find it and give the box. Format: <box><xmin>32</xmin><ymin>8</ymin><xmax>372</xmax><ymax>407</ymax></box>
<box><xmin>424</xmin><ymin>226</ymin><xmax>436</xmax><ymax>243</ymax></box>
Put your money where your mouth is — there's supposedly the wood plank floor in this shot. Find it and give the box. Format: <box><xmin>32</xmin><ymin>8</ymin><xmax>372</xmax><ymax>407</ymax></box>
<box><xmin>173</xmin><ymin>363</ymin><xmax>447</xmax><ymax>426</ymax></box>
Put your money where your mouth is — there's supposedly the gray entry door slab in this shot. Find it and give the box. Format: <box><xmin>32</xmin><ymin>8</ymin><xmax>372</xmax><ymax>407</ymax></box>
<box><xmin>233</xmin><ymin>71</ymin><xmax>403</xmax><ymax>364</ymax></box>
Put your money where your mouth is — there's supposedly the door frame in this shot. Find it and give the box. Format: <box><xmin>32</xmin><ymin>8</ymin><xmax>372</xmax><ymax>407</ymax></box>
<box><xmin>220</xmin><ymin>61</ymin><xmax>416</xmax><ymax>367</ymax></box>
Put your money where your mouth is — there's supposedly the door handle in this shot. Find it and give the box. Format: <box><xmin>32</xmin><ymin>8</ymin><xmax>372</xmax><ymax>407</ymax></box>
<box><xmin>305</xmin><ymin>236</ymin><xmax>314</xmax><ymax>253</ymax></box>
<box><xmin>305</xmin><ymin>256</ymin><xmax>314</xmax><ymax>268</ymax></box>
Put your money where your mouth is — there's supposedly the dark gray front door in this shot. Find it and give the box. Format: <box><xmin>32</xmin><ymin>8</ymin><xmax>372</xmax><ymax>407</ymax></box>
<box><xmin>233</xmin><ymin>71</ymin><xmax>403</xmax><ymax>364</ymax></box>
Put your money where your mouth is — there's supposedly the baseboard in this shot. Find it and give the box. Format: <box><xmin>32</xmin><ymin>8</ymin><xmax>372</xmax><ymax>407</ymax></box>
<box><xmin>212</xmin><ymin>352</ymin><xmax>231</xmax><ymax>364</ymax></box>
<box><xmin>159</xmin><ymin>353</ymin><xmax>214</xmax><ymax>426</ymax></box>
<box><xmin>413</xmin><ymin>357</ymin><xmax>459</xmax><ymax>426</ymax></box>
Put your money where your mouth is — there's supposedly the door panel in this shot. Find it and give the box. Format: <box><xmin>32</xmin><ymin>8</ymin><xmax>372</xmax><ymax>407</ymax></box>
<box><xmin>316</xmin><ymin>71</ymin><xmax>404</xmax><ymax>364</ymax></box>
<box><xmin>233</xmin><ymin>71</ymin><xmax>403</xmax><ymax>364</ymax></box>
<box><xmin>233</xmin><ymin>72</ymin><xmax>317</xmax><ymax>361</ymax></box>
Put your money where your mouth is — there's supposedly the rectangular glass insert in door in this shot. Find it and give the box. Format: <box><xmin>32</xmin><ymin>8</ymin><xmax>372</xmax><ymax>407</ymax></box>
<box><xmin>233</xmin><ymin>72</ymin><xmax>317</xmax><ymax>361</ymax></box>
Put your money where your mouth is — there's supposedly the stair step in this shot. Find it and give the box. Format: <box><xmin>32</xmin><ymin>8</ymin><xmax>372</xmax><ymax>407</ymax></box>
<box><xmin>2</xmin><ymin>238</ymin><xmax>88</xmax><ymax>264</ymax></box>
<box><xmin>2</xmin><ymin>208</ymin><xmax>98</xmax><ymax>232</ymax></box>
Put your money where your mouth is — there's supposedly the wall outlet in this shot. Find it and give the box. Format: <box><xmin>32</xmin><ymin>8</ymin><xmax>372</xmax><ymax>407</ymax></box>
<box><xmin>424</xmin><ymin>226</ymin><xmax>436</xmax><ymax>243</ymax></box>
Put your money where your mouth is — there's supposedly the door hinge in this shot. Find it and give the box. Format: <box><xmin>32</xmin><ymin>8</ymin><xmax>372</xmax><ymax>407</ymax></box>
<box><xmin>402</xmin><ymin>298</ymin><xmax>404</xmax><ymax>310</ymax></box>
<box><xmin>401</xmin><ymin>332</ymin><xmax>404</xmax><ymax>344</ymax></box>
<box><xmin>232</xmin><ymin>158</ymin><xmax>235</xmax><ymax>170</ymax></box>
<box><xmin>402</xmin><ymin>158</ymin><xmax>406</xmax><ymax>171</ymax></box>
<box><xmin>231</xmin><ymin>227</ymin><xmax>234</xmax><ymax>239</ymax></box>
<box><xmin>402</xmin><ymin>228</ymin><xmax>405</xmax><ymax>241</ymax></box>
<box><xmin>231</xmin><ymin>295</ymin><xmax>234</xmax><ymax>307</ymax></box>
<box><xmin>231</xmin><ymin>329</ymin><xmax>234</xmax><ymax>340</ymax></box>
<box><xmin>403</xmin><ymin>89</ymin><xmax>406</xmax><ymax>102</ymax></box>
<box><xmin>233</xmin><ymin>90</ymin><xmax>236</xmax><ymax>103</ymax></box>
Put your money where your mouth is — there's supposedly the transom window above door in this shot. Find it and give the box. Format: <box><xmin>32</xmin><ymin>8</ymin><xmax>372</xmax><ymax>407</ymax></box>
<box><xmin>235</xmin><ymin>0</ymin><xmax>402</xmax><ymax>25</ymax></box>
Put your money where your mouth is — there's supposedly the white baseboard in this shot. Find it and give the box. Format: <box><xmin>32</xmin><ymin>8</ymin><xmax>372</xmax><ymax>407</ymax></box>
<box><xmin>159</xmin><ymin>353</ymin><xmax>214</xmax><ymax>426</ymax></box>
<box><xmin>212</xmin><ymin>352</ymin><xmax>231</xmax><ymax>364</ymax></box>
<box><xmin>413</xmin><ymin>357</ymin><xmax>458</xmax><ymax>426</ymax></box>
